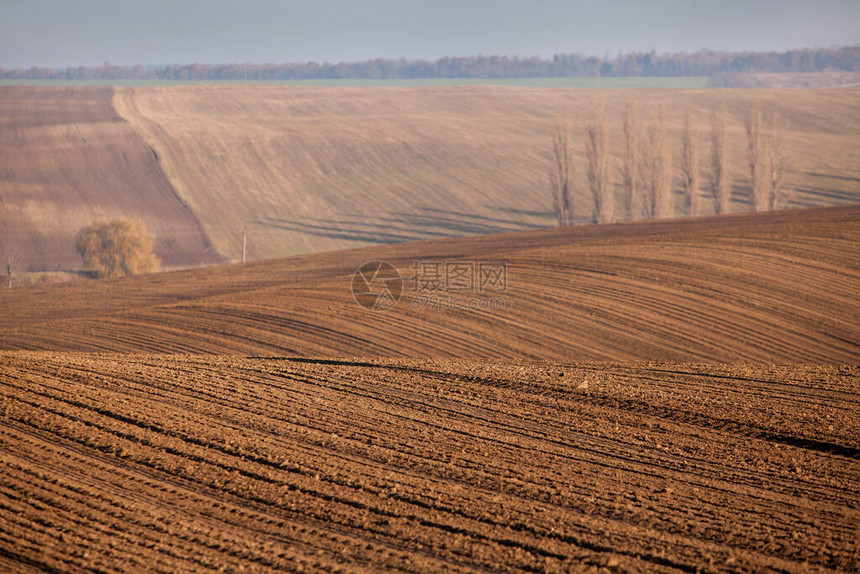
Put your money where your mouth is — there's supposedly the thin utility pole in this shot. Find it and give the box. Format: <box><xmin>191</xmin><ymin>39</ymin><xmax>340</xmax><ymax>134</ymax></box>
<box><xmin>242</xmin><ymin>225</ymin><xmax>247</xmax><ymax>263</ymax></box>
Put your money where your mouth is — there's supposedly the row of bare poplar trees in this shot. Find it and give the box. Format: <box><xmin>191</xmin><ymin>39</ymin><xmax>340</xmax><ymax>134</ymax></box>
<box><xmin>550</xmin><ymin>101</ymin><xmax>785</xmax><ymax>226</ymax></box>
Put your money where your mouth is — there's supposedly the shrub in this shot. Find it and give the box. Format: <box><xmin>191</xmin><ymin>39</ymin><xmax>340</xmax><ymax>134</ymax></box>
<box><xmin>75</xmin><ymin>219</ymin><xmax>160</xmax><ymax>278</ymax></box>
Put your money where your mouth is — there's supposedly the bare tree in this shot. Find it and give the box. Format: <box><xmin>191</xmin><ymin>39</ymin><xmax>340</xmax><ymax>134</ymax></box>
<box><xmin>640</xmin><ymin>118</ymin><xmax>655</xmax><ymax>219</ymax></box>
<box><xmin>746</xmin><ymin>100</ymin><xmax>770</xmax><ymax>211</ymax></box>
<box><xmin>621</xmin><ymin>101</ymin><xmax>644</xmax><ymax>221</ymax></box>
<box><xmin>586</xmin><ymin>102</ymin><xmax>613</xmax><ymax>224</ymax></box>
<box><xmin>649</xmin><ymin>104</ymin><xmax>673</xmax><ymax>219</ymax></box>
<box><xmin>680</xmin><ymin>106</ymin><xmax>701</xmax><ymax>217</ymax></box>
<box><xmin>549</xmin><ymin>119</ymin><xmax>574</xmax><ymax>226</ymax></box>
<box><xmin>2</xmin><ymin>251</ymin><xmax>18</xmax><ymax>289</ymax></box>
<box><xmin>709</xmin><ymin>104</ymin><xmax>731</xmax><ymax>214</ymax></box>
<box><xmin>0</xmin><ymin>195</ymin><xmax>20</xmax><ymax>288</ymax></box>
<box><xmin>767</xmin><ymin>110</ymin><xmax>785</xmax><ymax>210</ymax></box>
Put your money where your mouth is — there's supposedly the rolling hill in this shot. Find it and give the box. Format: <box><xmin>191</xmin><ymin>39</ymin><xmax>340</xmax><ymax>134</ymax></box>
<box><xmin>0</xmin><ymin>87</ymin><xmax>223</xmax><ymax>271</ymax></box>
<box><xmin>1</xmin><ymin>200</ymin><xmax>858</xmax><ymax>572</ymax></box>
<box><xmin>2</xmin><ymin>45</ymin><xmax>859</xmax><ymax>574</ymax></box>
<box><xmin>1</xmin><ymin>85</ymin><xmax>858</xmax><ymax>271</ymax></box>
<box><xmin>1</xmin><ymin>205</ymin><xmax>857</xmax><ymax>362</ymax></box>
<box><xmin>113</xmin><ymin>85</ymin><xmax>860</xmax><ymax>261</ymax></box>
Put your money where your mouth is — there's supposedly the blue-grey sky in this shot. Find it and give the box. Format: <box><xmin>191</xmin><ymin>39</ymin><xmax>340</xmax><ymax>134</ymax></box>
<box><xmin>1</xmin><ymin>0</ymin><xmax>858</xmax><ymax>68</ymax></box>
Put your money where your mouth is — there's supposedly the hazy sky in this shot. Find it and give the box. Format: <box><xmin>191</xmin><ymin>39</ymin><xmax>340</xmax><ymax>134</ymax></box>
<box><xmin>1</xmin><ymin>0</ymin><xmax>858</xmax><ymax>68</ymax></box>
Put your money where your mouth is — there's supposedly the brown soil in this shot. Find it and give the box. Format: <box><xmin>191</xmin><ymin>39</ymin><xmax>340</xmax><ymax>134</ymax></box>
<box><xmin>0</xmin><ymin>205</ymin><xmax>857</xmax><ymax>362</ymax></box>
<box><xmin>0</xmin><ymin>204</ymin><xmax>857</xmax><ymax>571</ymax></box>
<box><xmin>0</xmin><ymin>86</ymin><xmax>223</xmax><ymax>270</ymax></box>
<box><xmin>0</xmin><ymin>354</ymin><xmax>856</xmax><ymax>572</ymax></box>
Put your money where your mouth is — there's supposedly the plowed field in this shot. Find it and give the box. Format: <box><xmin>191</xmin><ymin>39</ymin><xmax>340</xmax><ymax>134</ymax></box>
<box><xmin>1</xmin><ymin>354</ymin><xmax>857</xmax><ymax>572</ymax></box>
<box><xmin>1</xmin><ymin>206</ymin><xmax>857</xmax><ymax>362</ymax></box>
<box><xmin>1</xmin><ymin>201</ymin><xmax>858</xmax><ymax>571</ymax></box>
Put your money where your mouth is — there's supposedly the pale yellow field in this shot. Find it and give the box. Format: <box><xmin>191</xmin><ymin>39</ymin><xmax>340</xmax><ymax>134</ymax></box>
<box><xmin>1</xmin><ymin>86</ymin><xmax>858</xmax><ymax>269</ymax></box>
<box><xmin>113</xmin><ymin>86</ymin><xmax>860</xmax><ymax>261</ymax></box>
<box><xmin>0</xmin><ymin>87</ymin><xmax>222</xmax><ymax>270</ymax></box>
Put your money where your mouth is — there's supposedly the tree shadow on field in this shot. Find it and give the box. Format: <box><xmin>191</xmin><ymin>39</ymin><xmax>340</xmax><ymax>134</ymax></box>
<box><xmin>257</xmin><ymin>205</ymin><xmax>554</xmax><ymax>245</ymax></box>
<box><xmin>807</xmin><ymin>172</ymin><xmax>860</xmax><ymax>184</ymax></box>
<box><xmin>791</xmin><ymin>185</ymin><xmax>859</xmax><ymax>205</ymax></box>
<box><xmin>491</xmin><ymin>206</ymin><xmax>557</xmax><ymax>219</ymax></box>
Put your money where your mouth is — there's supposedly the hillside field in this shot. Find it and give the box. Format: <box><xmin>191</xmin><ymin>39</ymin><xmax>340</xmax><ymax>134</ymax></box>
<box><xmin>0</xmin><ymin>86</ymin><xmax>858</xmax><ymax>572</ymax></box>
<box><xmin>1</xmin><ymin>85</ymin><xmax>858</xmax><ymax>269</ymax></box>
<box><xmin>112</xmin><ymin>85</ymin><xmax>860</xmax><ymax>261</ymax></box>
<box><xmin>0</xmin><ymin>206</ymin><xmax>858</xmax><ymax>571</ymax></box>
<box><xmin>0</xmin><ymin>87</ymin><xmax>222</xmax><ymax>271</ymax></box>
<box><xmin>1</xmin><ymin>205</ymin><xmax>857</xmax><ymax>362</ymax></box>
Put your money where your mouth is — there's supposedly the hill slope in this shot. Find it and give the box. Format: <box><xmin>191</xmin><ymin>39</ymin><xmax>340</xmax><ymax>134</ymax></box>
<box><xmin>2</xmin><ymin>85</ymin><xmax>858</xmax><ymax>270</ymax></box>
<box><xmin>114</xmin><ymin>85</ymin><xmax>860</xmax><ymax>261</ymax></box>
<box><xmin>0</xmin><ymin>87</ymin><xmax>222</xmax><ymax>270</ymax></box>
<box><xmin>1</xmin><ymin>206</ymin><xmax>857</xmax><ymax>362</ymax></box>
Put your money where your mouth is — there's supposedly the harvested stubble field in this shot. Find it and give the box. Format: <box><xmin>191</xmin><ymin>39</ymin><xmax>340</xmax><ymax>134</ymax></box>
<box><xmin>1</xmin><ymin>85</ymin><xmax>859</xmax><ymax>268</ymax></box>
<box><xmin>110</xmin><ymin>84</ymin><xmax>860</xmax><ymax>261</ymax></box>
<box><xmin>0</xmin><ymin>354</ymin><xmax>858</xmax><ymax>572</ymax></box>
<box><xmin>0</xmin><ymin>87</ymin><xmax>222</xmax><ymax>270</ymax></box>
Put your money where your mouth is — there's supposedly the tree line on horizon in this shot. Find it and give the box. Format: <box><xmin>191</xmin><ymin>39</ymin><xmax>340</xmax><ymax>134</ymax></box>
<box><xmin>2</xmin><ymin>45</ymin><xmax>857</xmax><ymax>81</ymax></box>
<box><xmin>550</xmin><ymin>101</ymin><xmax>785</xmax><ymax>226</ymax></box>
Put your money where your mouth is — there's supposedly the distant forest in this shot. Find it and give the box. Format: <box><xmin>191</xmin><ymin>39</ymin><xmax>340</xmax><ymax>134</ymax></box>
<box><xmin>2</xmin><ymin>45</ymin><xmax>858</xmax><ymax>81</ymax></box>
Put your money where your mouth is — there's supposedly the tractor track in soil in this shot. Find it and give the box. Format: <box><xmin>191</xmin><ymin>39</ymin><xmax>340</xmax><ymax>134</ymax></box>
<box><xmin>1</xmin><ymin>354</ymin><xmax>857</xmax><ymax>572</ymax></box>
